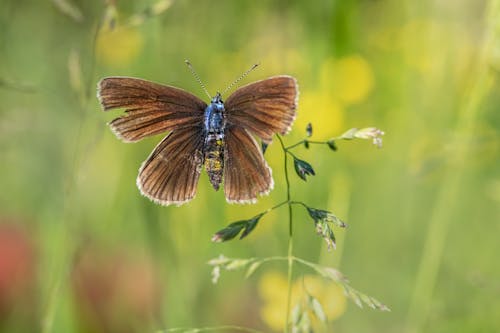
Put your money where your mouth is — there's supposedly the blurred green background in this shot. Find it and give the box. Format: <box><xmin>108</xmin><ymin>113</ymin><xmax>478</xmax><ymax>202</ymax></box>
<box><xmin>1</xmin><ymin>0</ymin><xmax>499</xmax><ymax>332</ymax></box>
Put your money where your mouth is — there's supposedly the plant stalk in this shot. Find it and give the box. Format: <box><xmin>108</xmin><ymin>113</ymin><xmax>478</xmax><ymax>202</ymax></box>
<box><xmin>277</xmin><ymin>135</ymin><xmax>294</xmax><ymax>333</ymax></box>
<box><xmin>405</xmin><ymin>1</ymin><xmax>498</xmax><ymax>331</ymax></box>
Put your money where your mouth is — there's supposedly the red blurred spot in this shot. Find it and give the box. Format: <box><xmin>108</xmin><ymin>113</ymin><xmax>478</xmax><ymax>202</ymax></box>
<box><xmin>71</xmin><ymin>245</ymin><xmax>164</xmax><ymax>333</ymax></box>
<box><xmin>0</xmin><ymin>222</ymin><xmax>37</xmax><ymax>329</ymax></box>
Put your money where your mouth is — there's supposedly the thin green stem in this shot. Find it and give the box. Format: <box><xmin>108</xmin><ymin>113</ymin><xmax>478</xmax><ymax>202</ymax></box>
<box><xmin>261</xmin><ymin>200</ymin><xmax>289</xmax><ymax>215</ymax></box>
<box><xmin>250</xmin><ymin>255</ymin><xmax>321</xmax><ymax>273</ymax></box>
<box><xmin>285</xmin><ymin>238</ymin><xmax>293</xmax><ymax>331</ymax></box>
<box><xmin>42</xmin><ymin>19</ymin><xmax>102</xmax><ymax>333</ymax></box>
<box><xmin>248</xmin><ymin>200</ymin><xmax>303</xmax><ymax>223</ymax></box>
<box><xmin>243</xmin><ymin>201</ymin><xmax>306</xmax><ymax>226</ymax></box>
<box><xmin>289</xmin><ymin>201</ymin><xmax>308</xmax><ymax>209</ymax></box>
<box><xmin>284</xmin><ymin>150</ymin><xmax>299</xmax><ymax>160</ymax></box>
<box><xmin>285</xmin><ymin>139</ymin><xmax>327</xmax><ymax>150</ymax></box>
<box><xmin>292</xmin><ymin>256</ymin><xmax>321</xmax><ymax>271</ymax></box>
<box><xmin>277</xmin><ymin>134</ymin><xmax>293</xmax><ymax>333</ymax></box>
<box><xmin>405</xmin><ymin>1</ymin><xmax>498</xmax><ymax>331</ymax></box>
<box><xmin>277</xmin><ymin>135</ymin><xmax>292</xmax><ymax>237</ymax></box>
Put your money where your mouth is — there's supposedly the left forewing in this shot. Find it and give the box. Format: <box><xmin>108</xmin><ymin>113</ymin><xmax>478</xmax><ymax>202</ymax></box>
<box><xmin>98</xmin><ymin>77</ymin><xmax>206</xmax><ymax>142</ymax></box>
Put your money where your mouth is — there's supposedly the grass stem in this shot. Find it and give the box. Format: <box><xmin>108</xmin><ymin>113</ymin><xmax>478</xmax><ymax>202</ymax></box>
<box><xmin>277</xmin><ymin>135</ymin><xmax>294</xmax><ymax>333</ymax></box>
<box><xmin>405</xmin><ymin>1</ymin><xmax>498</xmax><ymax>331</ymax></box>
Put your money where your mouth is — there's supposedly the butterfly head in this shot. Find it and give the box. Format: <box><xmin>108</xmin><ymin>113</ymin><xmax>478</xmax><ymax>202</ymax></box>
<box><xmin>210</xmin><ymin>92</ymin><xmax>224</xmax><ymax>109</ymax></box>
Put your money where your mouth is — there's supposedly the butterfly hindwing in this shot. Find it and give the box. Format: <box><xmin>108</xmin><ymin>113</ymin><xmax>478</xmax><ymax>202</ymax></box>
<box><xmin>137</xmin><ymin>126</ymin><xmax>204</xmax><ymax>206</ymax></box>
<box><xmin>98</xmin><ymin>77</ymin><xmax>206</xmax><ymax>142</ymax></box>
<box><xmin>225</xmin><ymin>76</ymin><xmax>298</xmax><ymax>143</ymax></box>
<box><xmin>224</xmin><ymin>126</ymin><xmax>273</xmax><ymax>203</ymax></box>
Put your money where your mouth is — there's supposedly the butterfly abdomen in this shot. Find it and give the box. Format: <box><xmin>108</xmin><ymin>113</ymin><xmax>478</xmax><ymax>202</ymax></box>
<box><xmin>204</xmin><ymin>133</ymin><xmax>224</xmax><ymax>190</ymax></box>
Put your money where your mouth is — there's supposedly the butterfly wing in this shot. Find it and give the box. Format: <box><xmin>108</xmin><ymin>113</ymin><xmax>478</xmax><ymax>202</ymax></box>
<box><xmin>224</xmin><ymin>126</ymin><xmax>273</xmax><ymax>203</ymax></box>
<box><xmin>98</xmin><ymin>77</ymin><xmax>206</xmax><ymax>142</ymax></box>
<box><xmin>224</xmin><ymin>75</ymin><xmax>298</xmax><ymax>143</ymax></box>
<box><xmin>137</xmin><ymin>126</ymin><xmax>205</xmax><ymax>206</ymax></box>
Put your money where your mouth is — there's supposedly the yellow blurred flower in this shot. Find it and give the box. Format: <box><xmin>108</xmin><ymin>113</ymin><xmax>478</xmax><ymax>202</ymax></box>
<box><xmin>297</xmin><ymin>91</ymin><xmax>344</xmax><ymax>140</ymax></box>
<box><xmin>297</xmin><ymin>55</ymin><xmax>374</xmax><ymax>140</ymax></box>
<box><xmin>320</xmin><ymin>55</ymin><xmax>374</xmax><ymax>106</ymax></box>
<box><xmin>400</xmin><ymin>20</ymin><xmax>433</xmax><ymax>74</ymax></box>
<box><xmin>259</xmin><ymin>271</ymin><xmax>291</xmax><ymax>329</ymax></box>
<box><xmin>398</xmin><ymin>19</ymin><xmax>447</xmax><ymax>76</ymax></box>
<box><xmin>258</xmin><ymin>271</ymin><xmax>346</xmax><ymax>331</ymax></box>
<box><xmin>306</xmin><ymin>275</ymin><xmax>346</xmax><ymax>322</ymax></box>
<box><xmin>96</xmin><ymin>24</ymin><xmax>143</xmax><ymax>68</ymax></box>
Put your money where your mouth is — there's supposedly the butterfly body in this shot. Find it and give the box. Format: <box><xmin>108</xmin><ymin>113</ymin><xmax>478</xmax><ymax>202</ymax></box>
<box><xmin>202</xmin><ymin>93</ymin><xmax>225</xmax><ymax>190</ymax></box>
<box><xmin>203</xmin><ymin>93</ymin><xmax>226</xmax><ymax>191</ymax></box>
<box><xmin>98</xmin><ymin>73</ymin><xmax>298</xmax><ymax>206</ymax></box>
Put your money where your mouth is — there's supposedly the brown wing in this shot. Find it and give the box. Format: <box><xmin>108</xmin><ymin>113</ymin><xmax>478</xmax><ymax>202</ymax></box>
<box><xmin>137</xmin><ymin>126</ymin><xmax>204</xmax><ymax>206</ymax></box>
<box><xmin>225</xmin><ymin>76</ymin><xmax>298</xmax><ymax>143</ymax></box>
<box><xmin>224</xmin><ymin>126</ymin><xmax>273</xmax><ymax>203</ymax></box>
<box><xmin>98</xmin><ymin>77</ymin><xmax>206</xmax><ymax>142</ymax></box>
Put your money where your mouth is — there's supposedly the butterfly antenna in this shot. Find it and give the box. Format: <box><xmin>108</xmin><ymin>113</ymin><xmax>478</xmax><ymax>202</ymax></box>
<box><xmin>185</xmin><ymin>60</ymin><xmax>211</xmax><ymax>99</ymax></box>
<box><xmin>221</xmin><ymin>63</ymin><xmax>260</xmax><ymax>96</ymax></box>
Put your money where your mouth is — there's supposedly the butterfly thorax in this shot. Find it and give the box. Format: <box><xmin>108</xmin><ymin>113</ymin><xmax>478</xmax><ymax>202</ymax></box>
<box><xmin>203</xmin><ymin>93</ymin><xmax>226</xmax><ymax>191</ymax></box>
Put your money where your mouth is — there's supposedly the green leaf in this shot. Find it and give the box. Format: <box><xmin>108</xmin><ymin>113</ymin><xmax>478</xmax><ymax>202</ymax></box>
<box><xmin>324</xmin><ymin>223</ymin><xmax>336</xmax><ymax>250</ymax></box>
<box><xmin>339</xmin><ymin>128</ymin><xmax>358</xmax><ymax>140</ymax></box>
<box><xmin>207</xmin><ymin>254</ymin><xmax>231</xmax><ymax>266</ymax></box>
<box><xmin>316</xmin><ymin>221</ymin><xmax>335</xmax><ymax>250</ymax></box>
<box><xmin>330</xmin><ymin>214</ymin><xmax>347</xmax><ymax>228</ymax></box>
<box><xmin>353</xmin><ymin>127</ymin><xmax>385</xmax><ymax>148</ymax></box>
<box><xmin>293</xmin><ymin>156</ymin><xmax>315</xmax><ymax>181</ymax></box>
<box><xmin>298</xmin><ymin>311</ymin><xmax>311</xmax><ymax>332</ymax></box>
<box><xmin>207</xmin><ymin>256</ymin><xmax>253</xmax><ymax>283</ymax></box>
<box><xmin>290</xmin><ymin>302</ymin><xmax>302</xmax><ymax>326</ymax></box>
<box><xmin>306</xmin><ymin>207</ymin><xmax>347</xmax><ymax>228</ymax></box>
<box><xmin>239</xmin><ymin>214</ymin><xmax>263</xmax><ymax>240</ymax></box>
<box><xmin>211</xmin><ymin>220</ymin><xmax>247</xmax><ymax>242</ymax></box>
<box><xmin>336</xmin><ymin>127</ymin><xmax>385</xmax><ymax>148</ymax></box>
<box><xmin>349</xmin><ymin>288</ymin><xmax>364</xmax><ymax>308</ymax></box>
<box><xmin>52</xmin><ymin>0</ymin><xmax>84</xmax><ymax>22</ymax></box>
<box><xmin>306</xmin><ymin>207</ymin><xmax>328</xmax><ymax>222</ymax></box>
<box><xmin>261</xmin><ymin>141</ymin><xmax>269</xmax><ymax>154</ymax></box>
<box><xmin>245</xmin><ymin>261</ymin><xmax>262</xmax><ymax>279</ymax></box>
<box><xmin>320</xmin><ymin>267</ymin><xmax>344</xmax><ymax>282</ymax></box>
<box><xmin>212</xmin><ymin>214</ymin><xmax>263</xmax><ymax>242</ymax></box>
<box><xmin>225</xmin><ymin>258</ymin><xmax>252</xmax><ymax>270</ymax></box>
<box><xmin>319</xmin><ymin>267</ymin><xmax>390</xmax><ymax>311</ymax></box>
<box><xmin>309</xmin><ymin>295</ymin><xmax>327</xmax><ymax>322</ymax></box>
<box><xmin>360</xmin><ymin>293</ymin><xmax>377</xmax><ymax>309</ymax></box>
<box><xmin>306</xmin><ymin>123</ymin><xmax>313</xmax><ymax>137</ymax></box>
<box><xmin>327</xmin><ymin>139</ymin><xmax>337</xmax><ymax>151</ymax></box>
<box><xmin>304</xmin><ymin>206</ymin><xmax>347</xmax><ymax>250</ymax></box>
<box><xmin>210</xmin><ymin>265</ymin><xmax>221</xmax><ymax>284</ymax></box>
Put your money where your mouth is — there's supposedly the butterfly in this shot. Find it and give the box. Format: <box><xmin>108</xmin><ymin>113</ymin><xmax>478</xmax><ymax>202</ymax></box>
<box><xmin>97</xmin><ymin>63</ymin><xmax>298</xmax><ymax>206</ymax></box>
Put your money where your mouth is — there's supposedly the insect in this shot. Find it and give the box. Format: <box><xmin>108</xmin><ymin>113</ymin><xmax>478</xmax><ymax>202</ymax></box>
<box><xmin>97</xmin><ymin>61</ymin><xmax>298</xmax><ymax>206</ymax></box>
